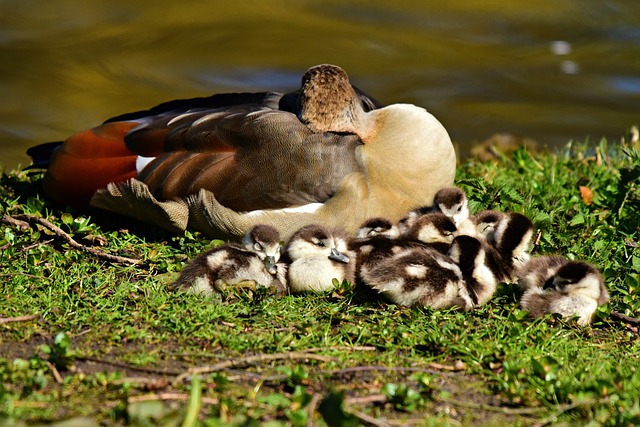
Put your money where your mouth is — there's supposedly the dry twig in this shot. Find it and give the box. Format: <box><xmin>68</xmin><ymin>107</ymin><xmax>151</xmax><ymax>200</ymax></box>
<box><xmin>11</xmin><ymin>401</ymin><xmax>49</xmax><ymax>408</ymax></box>
<box><xmin>173</xmin><ymin>351</ymin><xmax>335</xmax><ymax>385</ymax></box>
<box><xmin>81</xmin><ymin>356</ymin><xmax>181</xmax><ymax>376</ymax></box>
<box><xmin>438</xmin><ymin>395</ymin><xmax>551</xmax><ymax>415</ymax></box>
<box><xmin>304</xmin><ymin>345</ymin><xmax>377</xmax><ymax>353</ymax></box>
<box><xmin>306</xmin><ymin>393</ymin><xmax>322</xmax><ymax>427</ymax></box>
<box><xmin>128</xmin><ymin>393</ymin><xmax>218</xmax><ymax>405</ymax></box>
<box><xmin>427</xmin><ymin>360</ymin><xmax>466</xmax><ymax>371</ymax></box>
<box><xmin>320</xmin><ymin>365</ymin><xmax>459</xmax><ymax>378</ymax></box>
<box><xmin>2</xmin><ymin>214</ymin><xmax>29</xmax><ymax>229</ymax></box>
<box><xmin>5</xmin><ymin>214</ymin><xmax>140</xmax><ymax>265</ymax></box>
<box><xmin>533</xmin><ymin>398</ymin><xmax>600</xmax><ymax>427</ymax></box>
<box><xmin>44</xmin><ymin>360</ymin><xmax>64</xmax><ymax>384</ymax></box>
<box><xmin>345</xmin><ymin>394</ymin><xmax>387</xmax><ymax>406</ymax></box>
<box><xmin>610</xmin><ymin>311</ymin><xmax>640</xmax><ymax>327</ymax></box>
<box><xmin>351</xmin><ymin>410</ymin><xmax>393</xmax><ymax>427</ymax></box>
<box><xmin>112</xmin><ymin>377</ymin><xmax>169</xmax><ymax>387</ymax></box>
<box><xmin>0</xmin><ymin>315</ymin><xmax>38</xmax><ymax>324</ymax></box>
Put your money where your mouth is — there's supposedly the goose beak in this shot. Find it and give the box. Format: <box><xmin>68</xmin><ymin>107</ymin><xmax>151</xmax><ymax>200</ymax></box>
<box><xmin>264</xmin><ymin>256</ymin><xmax>278</xmax><ymax>275</ymax></box>
<box><xmin>329</xmin><ymin>248</ymin><xmax>350</xmax><ymax>264</ymax></box>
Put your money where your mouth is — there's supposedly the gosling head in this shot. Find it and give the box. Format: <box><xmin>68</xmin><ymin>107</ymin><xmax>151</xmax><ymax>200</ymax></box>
<box><xmin>284</xmin><ymin>224</ymin><xmax>354</xmax><ymax>293</ymax></box>
<box><xmin>516</xmin><ymin>255</ymin><xmax>567</xmax><ymax>292</ymax></box>
<box><xmin>355</xmin><ymin>217</ymin><xmax>400</xmax><ymax>239</ymax></box>
<box><xmin>242</xmin><ymin>224</ymin><xmax>282</xmax><ymax>274</ymax></box>
<box><xmin>404</xmin><ymin>212</ymin><xmax>457</xmax><ymax>245</ymax></box>
<box><xmin>396</xmin><ymin>205</ymin><xmax>435</xmax><ymax>234</ymax></box>
<box><xmin>284</xmin><ymin>224</ymin><xmax>351</xmax><ymax>264</ymax></box>
<box><xmin>433</xmin><ymin>187</ymin><xmax>469</xmax><ymax>225</ymax></box>
<box><xmin>521</xmin><ymin>259</ymin><xmax>608</xmax><ymax>325</ymax></box>
<box><xmin>471</xmin><ymin>210</ymin><xmax>506</xmax><ymax>243</ymax></box>
<box><xmin>543</xmin><ymin>261</ymin><xmax>609</xmax><ymax>305</ymax></box>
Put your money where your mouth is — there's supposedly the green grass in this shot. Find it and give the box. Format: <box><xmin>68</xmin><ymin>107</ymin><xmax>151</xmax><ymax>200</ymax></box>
<box><xmin>1</xmin><ymin>136</ymin><xmax>639</xmax><ymax>426</ymax></box>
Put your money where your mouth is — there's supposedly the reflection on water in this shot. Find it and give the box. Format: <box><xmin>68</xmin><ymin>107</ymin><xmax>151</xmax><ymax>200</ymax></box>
<box><xmin>1</xmin><ymin>0</ymin><xmax>639</xmax><ymax>169</ymax></box>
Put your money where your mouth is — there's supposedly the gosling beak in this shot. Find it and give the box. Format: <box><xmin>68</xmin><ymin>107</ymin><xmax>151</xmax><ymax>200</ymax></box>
<box><xmin>542</xmin><ymin>278</ymin><xmax>556</xmax><ymax>291</ymax></box>
<box><xmin>328</xmin><ymin>248</ymin><xmax>350</xmax><ymax>264</ymax></box>
<box><xmin>263</xmin><ymin>256</ymin><xmax>278</xmax><ymax>275</ymax></box>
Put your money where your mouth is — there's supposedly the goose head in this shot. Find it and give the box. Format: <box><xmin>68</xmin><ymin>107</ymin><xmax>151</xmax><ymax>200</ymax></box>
<box><xmin>298</xmin><ymin>64</ymin><xmax>366</xmax><ymax>134</ymax></box>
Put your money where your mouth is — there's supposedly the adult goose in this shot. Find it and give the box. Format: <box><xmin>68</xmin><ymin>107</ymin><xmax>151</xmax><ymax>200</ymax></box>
<box><xmin>28</xmin><ymin>64</ymin><xmax>456</xmax><ymax>239</ymax></box>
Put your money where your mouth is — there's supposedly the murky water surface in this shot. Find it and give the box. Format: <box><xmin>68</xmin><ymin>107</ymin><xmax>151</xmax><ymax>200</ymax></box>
<box><xmin>1</xmin><ymin>0</ymin><xmax>639</xmax><ymax>169</ymax></box>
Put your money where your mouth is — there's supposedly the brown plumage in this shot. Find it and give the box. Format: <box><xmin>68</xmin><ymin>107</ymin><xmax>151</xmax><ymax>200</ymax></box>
<box><xmin>31</xmin><ymin>66</ymin><xmax>381</xmax><ymax>210</ymax></box>
<box><xmin>78</xmin><ymin>65</ymin><xmax>455</xmax><ymax>240</ymax></box>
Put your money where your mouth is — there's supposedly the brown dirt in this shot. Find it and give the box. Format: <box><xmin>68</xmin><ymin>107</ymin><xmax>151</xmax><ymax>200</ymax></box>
<box><xmin>1</xmin><ymin>331</ymin><xmax>540</xmax><ymax>426</ymax></box>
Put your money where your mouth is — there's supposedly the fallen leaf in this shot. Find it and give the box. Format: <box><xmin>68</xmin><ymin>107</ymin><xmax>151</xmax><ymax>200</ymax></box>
<box><xmin>579</xmin><ymin>186</ymin><xmax>594</xmax><ymax>205</ymax></box>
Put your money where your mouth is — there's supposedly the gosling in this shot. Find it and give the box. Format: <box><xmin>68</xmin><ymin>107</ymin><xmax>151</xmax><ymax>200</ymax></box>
<box><xmin>172</xmin><ymin>224</ymin><xmax>286</xmax><ymax>295</ymax></box>
<box><xmin>519</xmin><ymin>257</ymin><xmax>609</xmax><ymax>325</ymax></box>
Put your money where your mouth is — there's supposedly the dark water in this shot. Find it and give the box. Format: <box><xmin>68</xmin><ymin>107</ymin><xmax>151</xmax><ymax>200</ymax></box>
<box><xmin>1</xmin><ymin>0</ymin><xmax>639</xmax><ymax>170</ymax></box>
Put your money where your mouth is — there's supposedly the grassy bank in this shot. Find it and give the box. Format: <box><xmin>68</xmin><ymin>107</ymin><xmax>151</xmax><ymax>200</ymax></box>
<box><xmin>1</xmin><ymin>136</ymin><xmax>639</xmax><ymax>426</ymax></box>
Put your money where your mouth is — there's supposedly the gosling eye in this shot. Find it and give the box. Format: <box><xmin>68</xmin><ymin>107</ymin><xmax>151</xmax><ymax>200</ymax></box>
<box><xmin>456</xmin><ymin>205</ymin><xmax>462</xmax><ymax>212</ymax></box>
<box><xmin>315</xmin><ymin>240</ymin><xmax>326</xmax><ymax>247</ymax></box>
<box><xmin>254</xmin><ymin>242</ymin><xmax>262</xmax><ymax>251</ymax></box>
